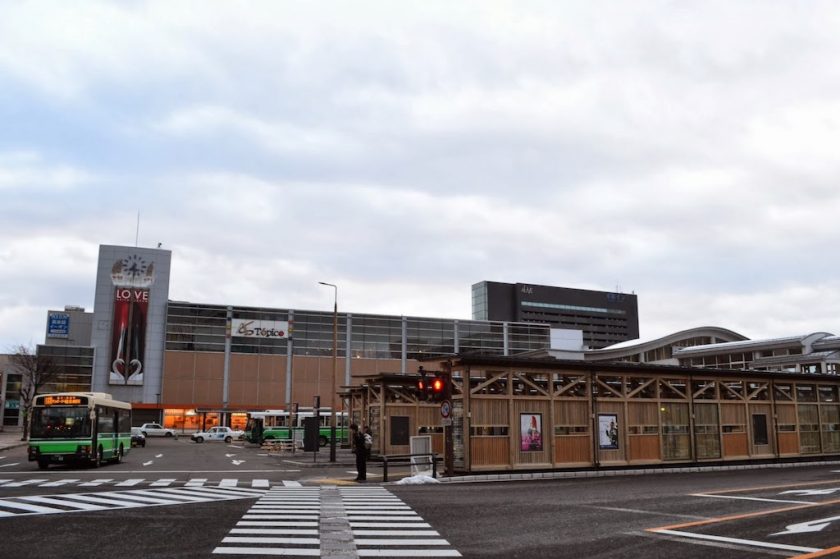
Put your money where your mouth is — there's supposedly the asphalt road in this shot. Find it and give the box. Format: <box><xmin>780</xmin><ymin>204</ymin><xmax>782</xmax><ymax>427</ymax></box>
<box><xmin>2</xmin><ymin>439</ymin><xmax>840</xmax><ymax>558</ymax></box>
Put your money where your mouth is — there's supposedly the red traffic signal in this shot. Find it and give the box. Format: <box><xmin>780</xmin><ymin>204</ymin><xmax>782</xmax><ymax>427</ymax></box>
<box><xmin>416</xmin><ymin>367</ymin><xmax>451</xmax><ymax>402</ymax></box>
<box><xmin>416</xmin><ymin>367</ymin><xmax>429</xmax><ymax>401</ymax></box>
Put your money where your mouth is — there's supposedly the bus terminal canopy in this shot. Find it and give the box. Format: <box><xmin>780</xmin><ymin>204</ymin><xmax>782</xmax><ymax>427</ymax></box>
<box><xmin>346</xmin><ymin>354</ymin><xmax>840</xmax><ymax>475</ymax></box>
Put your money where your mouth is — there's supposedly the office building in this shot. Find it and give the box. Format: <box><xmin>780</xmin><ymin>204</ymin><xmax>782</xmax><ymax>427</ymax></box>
<box><xmin>472</xmin><ymin>281</ymin><xmax>639</xmax><ymax>349</ymax></box>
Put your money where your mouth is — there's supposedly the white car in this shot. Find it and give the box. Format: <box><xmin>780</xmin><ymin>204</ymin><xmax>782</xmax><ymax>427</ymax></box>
<box><xmin>190</xmin><ymin>426</ymin><xmax>244</xmax><ymax>443</ymax></box>
<box><xmin>138</xmin><ymin>423</ymin><xmax>177</xmax><ymax>437</ymax></box>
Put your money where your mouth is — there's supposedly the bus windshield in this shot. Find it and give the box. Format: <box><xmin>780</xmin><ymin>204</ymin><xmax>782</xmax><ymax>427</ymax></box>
<box><xmin>30</xmin><ymin>407</ymin><xmax>92</xmax><ymax>438</ymax></box>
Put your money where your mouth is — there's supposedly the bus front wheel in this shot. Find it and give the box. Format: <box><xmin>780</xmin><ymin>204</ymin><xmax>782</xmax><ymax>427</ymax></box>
<box><xmin>319</xmin><ymin>436</ymin><xmax>328</xmax><ymax>447</ymax></box>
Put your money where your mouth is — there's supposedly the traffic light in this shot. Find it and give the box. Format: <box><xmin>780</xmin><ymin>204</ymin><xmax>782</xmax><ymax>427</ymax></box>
<box><xmin>416</xmin><ymin>367</ymin><xmax>429</xmax><ymax>401</ymax></box>
<box><xmin>416</xmin><ymin>368</ymin><xmax>451</xmax><ymax>402</ymax></box>
<box><xmin>430</xmin><ymin>372</ymin><xmax>450</xmax><ymax>402</ymax></box>
<box><xmin>431</xmin><ymin>375</ymin><xmax>444</xmax><ymax>400</ymax></box>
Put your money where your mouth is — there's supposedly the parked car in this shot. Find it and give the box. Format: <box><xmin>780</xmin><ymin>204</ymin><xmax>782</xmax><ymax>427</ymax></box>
<box><xmin>131</xmin><ymin>428</ymin><xmax>146</xmax><ymax>447</ymax></box>
<box><xmin>190</xmin><ymin>426</ymin><xmax>244</xmax><ymax>443</ymax></box>
<box><xmin>138</xmin><ymin>423</ymin><xmax>177</xmax><ymax>437</ymax></box>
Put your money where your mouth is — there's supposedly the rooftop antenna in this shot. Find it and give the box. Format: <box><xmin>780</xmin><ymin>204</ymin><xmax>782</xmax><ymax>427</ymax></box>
<box><xmin>135</xmin><ymin>211</ymin><xmax>140</xmax><ymax>247</ymax></box>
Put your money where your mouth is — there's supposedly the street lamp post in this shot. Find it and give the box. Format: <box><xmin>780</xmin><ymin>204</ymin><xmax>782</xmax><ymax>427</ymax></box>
<box><xmin>318</xmin><ymin>281</ymin><xmax>338</xmax><ymax>463</ymax></box>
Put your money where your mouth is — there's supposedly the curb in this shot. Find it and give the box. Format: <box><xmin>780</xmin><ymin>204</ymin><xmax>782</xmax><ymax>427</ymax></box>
<box><xmin>433</xmin><ymin>459</ymin><xmax>840</xmax><ymax>484</ymax></box>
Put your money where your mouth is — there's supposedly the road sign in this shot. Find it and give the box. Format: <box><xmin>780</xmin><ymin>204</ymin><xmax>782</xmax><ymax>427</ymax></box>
<box><xmin>440</xmin><ymin>400</ymin><xmax>452</xmax><ymax>419</ymax></box>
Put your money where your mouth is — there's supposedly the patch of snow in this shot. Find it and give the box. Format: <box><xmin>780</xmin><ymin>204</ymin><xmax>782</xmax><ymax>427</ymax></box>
<box><xmin>395</xmin><ymin>474</ymin><xmax>440</xmax><ymax>485</ymax></box>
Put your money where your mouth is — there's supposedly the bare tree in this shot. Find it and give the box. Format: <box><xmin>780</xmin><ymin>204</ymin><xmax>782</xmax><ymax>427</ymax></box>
<box><xmin>8</xmin><ymin>345</ymin><xmax>62</xmax><ymax>441</ymax></box>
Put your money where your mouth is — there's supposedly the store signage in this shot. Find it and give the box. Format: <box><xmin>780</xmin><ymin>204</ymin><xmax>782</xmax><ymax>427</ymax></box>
<box><xmin>47</xmin><ymin>312</ymin><xmax>70</xmax><ymax>338</ymax></box>
<box><xmin>232</xmin><ymin>319</ymin><xmax>289</xmax><ymax>339</ymax></box>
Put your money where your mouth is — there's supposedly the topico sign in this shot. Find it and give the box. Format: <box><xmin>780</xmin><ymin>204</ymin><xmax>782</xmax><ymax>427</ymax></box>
<box><xmin>232</xmin><ymin>319</ymin><xmax>289</xmax><ymax>339</ymax></box>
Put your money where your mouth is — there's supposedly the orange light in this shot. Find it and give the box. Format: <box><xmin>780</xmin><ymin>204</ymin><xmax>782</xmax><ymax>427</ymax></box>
<box><xmin>432</xmin><ymin>378</ymin><xmax>444</xmax><ymax>392</ymax></box>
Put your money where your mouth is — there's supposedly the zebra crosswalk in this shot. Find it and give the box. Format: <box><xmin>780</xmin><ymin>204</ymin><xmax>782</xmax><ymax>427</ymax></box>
<box><xmin>213</xmin><ymin>486</ymin><xmax>461</xmax><ymax>558</ymax></box>
<box><xmin>0</xmin><ymin>485</ymin><xmax>266</xmax><ymax>518</ymax></box>
<box><xmin>0</xmin><ymin>478</ymin><xmax>301</xmax><ymax>490</ymax></box>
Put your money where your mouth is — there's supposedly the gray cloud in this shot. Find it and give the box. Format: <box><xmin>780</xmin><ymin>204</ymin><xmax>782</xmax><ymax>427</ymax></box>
<box><xmin>1</xmin><ymin>1</ymin><xmax>840</xmax><ymax>348</ymax></box>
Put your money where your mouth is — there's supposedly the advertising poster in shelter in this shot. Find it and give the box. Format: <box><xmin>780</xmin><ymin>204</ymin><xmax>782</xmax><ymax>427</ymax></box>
<box><xmin>599</xmin><ymin>413</ymin><xmax>620</xmax><ymax>449</ymax></box>
<box><xmin>520</xmin><ymin>413</ymin><xmax>543</xmax><ymax>452</ymax></box>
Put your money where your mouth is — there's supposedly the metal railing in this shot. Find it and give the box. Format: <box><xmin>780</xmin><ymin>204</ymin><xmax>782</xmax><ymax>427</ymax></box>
<box><xmin>372</xmin><ymin>453</ymin><xmax>441</xmax><ymax>482</ymax></box>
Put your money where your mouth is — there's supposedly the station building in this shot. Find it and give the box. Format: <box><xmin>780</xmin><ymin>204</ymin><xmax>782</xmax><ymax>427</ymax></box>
<box><xmin>5</xmin><ymin>243</ymin><xmax>840</xmax><ymax>473</ymax></box>
<box><xmin>2</xmin><ymin>245</ymin><xmax>555</xmax><ymax>431</ymax></box>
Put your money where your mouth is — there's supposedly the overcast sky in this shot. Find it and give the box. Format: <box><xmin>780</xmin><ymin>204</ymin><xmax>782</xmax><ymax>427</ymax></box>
<box><xmin>2</xmin><ymin>1</ymin><xmax>840</xmax><ymax>350</ymax></box>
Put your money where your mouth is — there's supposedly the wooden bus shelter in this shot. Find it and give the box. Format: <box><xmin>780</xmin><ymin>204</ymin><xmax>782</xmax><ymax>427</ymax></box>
<box><xmin>346</xmin><ymin>355</ymin><xmax>840</xmax><ymax>474</ymax></box>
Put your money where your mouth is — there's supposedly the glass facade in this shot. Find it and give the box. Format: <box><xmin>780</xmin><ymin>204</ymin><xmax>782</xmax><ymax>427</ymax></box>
<box><xmin>36</xmin><ymin>345</ymin><xmax>94</xmax><ymax>394</ymax></box>
<box><xmin>165</xmin><ymin>302</ymin><xmax>551</xmax><ymax>360</ymax></box>
<box><xmin>471</xmin><ymin>282</ymin><xmax>488</xmax><ymax>321</ymax></box>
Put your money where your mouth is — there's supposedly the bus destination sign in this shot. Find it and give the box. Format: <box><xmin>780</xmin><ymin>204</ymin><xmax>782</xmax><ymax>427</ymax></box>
<box><xmin>43</xmin><ymin>395</ymin><xmax>86</xmax><ymax>406</ymax></box>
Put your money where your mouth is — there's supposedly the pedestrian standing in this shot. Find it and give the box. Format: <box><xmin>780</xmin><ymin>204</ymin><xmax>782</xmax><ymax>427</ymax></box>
<box><xmin>350</xmin><ymin>423</ymin><xmax>367</xmax><ymax>481</ymax></box>
<box><xmin>363</xmin><ymin>426</ymin><xmax>373</xmax><ymax>460</ymax></box>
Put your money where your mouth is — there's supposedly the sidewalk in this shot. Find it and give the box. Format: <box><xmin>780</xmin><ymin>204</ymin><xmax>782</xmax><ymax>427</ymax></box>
<box><xmin>0</xmin><ymin>427</ymin><xmax>25</xmax><ymax>451</ymax></box>
<box><xmin>271</xmin><ymin>446</ymin><xmax>358</xmax><ymax>469</ymax></box>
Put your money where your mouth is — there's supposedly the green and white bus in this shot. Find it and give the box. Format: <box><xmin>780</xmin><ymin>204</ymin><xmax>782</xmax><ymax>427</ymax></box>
<box><xmin>245</xmin><ymin>408</ymin><xmax>348</xmax><ymax>446</ymax></box>
<box><xmin>28</xmin><ymin>392</ymin><xmax>132</xmax><ymax>469</ymax></box>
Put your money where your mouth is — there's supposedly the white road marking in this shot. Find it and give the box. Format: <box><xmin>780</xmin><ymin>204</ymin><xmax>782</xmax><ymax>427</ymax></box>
<box><xmin>186</xmin><ymin>478</ymin><xmax>207</xmax><ymax>487</ymax></box>
<box><xmin>2</xmin><ymin>479</ymin><xmax>47</xmax><ymax>487</ymax></box>
<box><xmin>357</xmin><ymin>552</ymin><xmax>461</xmax><ymax>557</ymax></box>
<box><xmin>0</xmin><ymin>500</ymin><xmax>59</xmax><ymax>513</ymax></box>
<box><xmin>17</xmin><ymin>495</ymin><xmax>109</xmax><ymax>511</ymax></box>
<box><xmin>155</xmin><ymin>454</ymin><xmax>163</xmax><ymax>458</ymax></box>
<box><xmin>251</xmin><ymin>479</ymin><xmax>269</xmax><ymax>488</ymax></box>
<box><xmin>39</xmin><ymin>479</ymin><xmax>80</xmax><ymax>487</ymax></box>
<box><xmin>0</xmin><ymin>463</ymin><xmax>20</xmax><ymax>469</ymax></box>
<box><xmin>231</xmin><ymin>460</ymin><xmax>245</xmax><ymax>466</ymax></box>
<box><xmin>354</xmin><ymin>530</ymin><xmax>440</xmax><ymax>536</ymax></box>
<box><xmin>215</xmin><ymin>486</ymin><xmax>462</xmax><ymax>558</ymax></box>
<box><xmin>149</xmin><ymin>478</ymin><xmax>175</xmax><ymax>487</ymax></box>
<box><xmin>115</xmin><ymin>479</ymin><xmax>144</xmax><ymax>487</ymax></box>
<box><xmin>142</xmin><ymin>461</ymin><xmax>154</xmax><ymax>466</ymax></box>
<box><xmin>212</xmin><ymin>548</ymin><xmax>320</xmax><ymax>556</ymax></box>
<box><xmin>587</xmin><ymin>505</ymin><xmax>708</xmax><ymax>520</ymax></box>
<box><xmin>0</xmin><ymin>486</ymin><xmax>268</xmax><ymax>518</ymax></box>
<box><xmin>230</xmin><ymin>529</ymin><xmax>319</xmax><ymax>535</ymax></box>
<box><xmin>355</xmin><ymin>539</ymin><xmax>451</xmax><ymax>546</ymax></box>
<box><xmin>653</xmin><ymin>529</ymin><xmax>820</xmax><ymax>553</ymax></box>
<box><xmin>242</xmin><ymin>514</ymin><xmax>319</xmax><ymax>521</ymax></box>
<box><xmin>237</xmin><ymin>521</ymin><xmax>319</xmax><ymax>527</ymax></box>
<box><xmin>771</xmin><ymin>515</ymin><xmax>840</xmax><ymax>536</ymax></box>
<box><xmin>350</xmin><ymin>522</ymin><xmax>431</xmax><ymax>528</ymax></box>
<box><xmin>781</xmin><ymin>488</ymin><xmax>840</xmax><ymax>496</ymax></box>
<box><xmin>692</xmin><ymin>493</ymin><xmax>813</xmax><ymax>505</ymax></box>
<box><xmin>79</xmin><ymin>479</ymin><xmax>112</xmax><ymax>487</ymax></box>
<box><xmin>220</xmin><ymin>478</ymin><xmax>237</xmax><ymax>487</ymax></box>
<box><xmin>221</xmin><ymin>537</ymin><xmax>320</xmax><ymax>545</ymax></box>
<box><xmin>281</xmin><ymin>480</ymin><xmax>302</xmax><ymax>487</ymax></box>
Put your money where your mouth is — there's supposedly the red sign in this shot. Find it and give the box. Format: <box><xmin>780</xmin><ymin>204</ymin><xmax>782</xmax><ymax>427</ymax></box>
<box><xmin>110</xmin><ymin>288</ymin><xmax>149</xmax><ymax>385</ymax></box>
